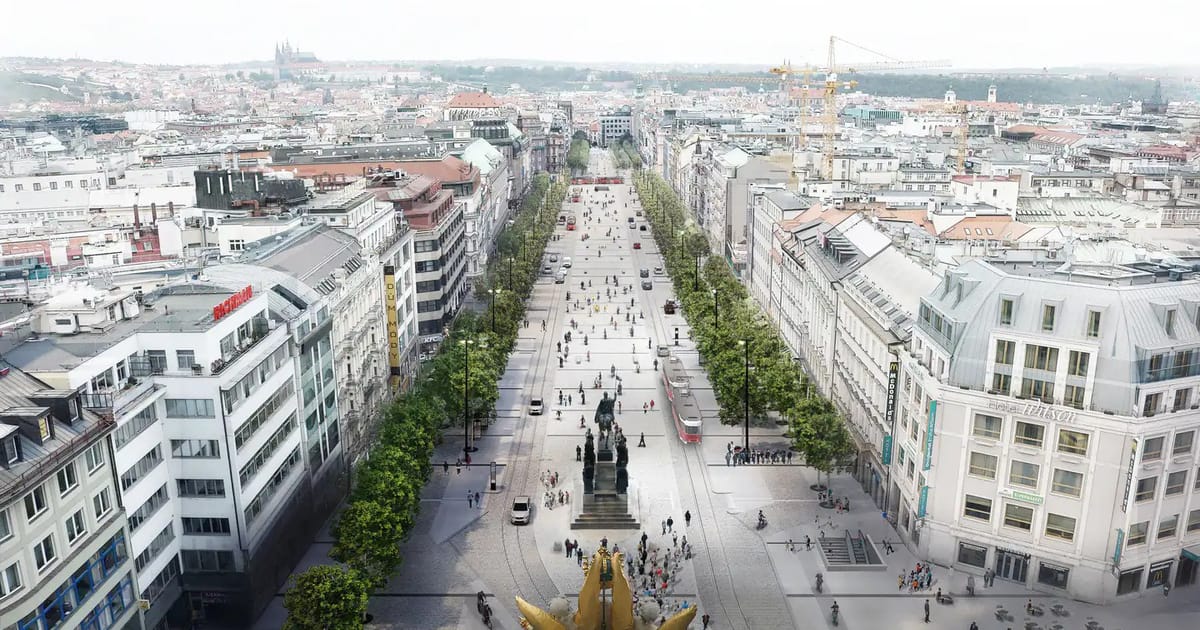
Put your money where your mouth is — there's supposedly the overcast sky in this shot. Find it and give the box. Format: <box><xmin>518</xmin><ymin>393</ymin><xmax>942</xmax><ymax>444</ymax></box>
<box><xmin>3</xmin><ymin>0</ymin><xmax>1196</xmax><ymax>70</ymax></box>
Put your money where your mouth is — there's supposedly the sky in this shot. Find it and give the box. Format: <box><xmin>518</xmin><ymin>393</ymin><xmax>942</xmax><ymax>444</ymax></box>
<box><xmin>3</xmin><ymin>0</ymin><xmax>1197</xmax><ymax>70</ymax></box>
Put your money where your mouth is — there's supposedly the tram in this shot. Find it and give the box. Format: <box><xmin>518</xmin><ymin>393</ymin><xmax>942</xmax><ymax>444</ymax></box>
<box><xmin>662</xmin><ymin>354</ymin><xmax>702</xmax><ymax>443</ymax></box>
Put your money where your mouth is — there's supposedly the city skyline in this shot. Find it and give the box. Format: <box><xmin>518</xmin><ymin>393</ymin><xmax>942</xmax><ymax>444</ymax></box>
<box><xmin>5</xmin><ymin>0</ymin><xmax>1199</xmax><ymax>71</ymax></box>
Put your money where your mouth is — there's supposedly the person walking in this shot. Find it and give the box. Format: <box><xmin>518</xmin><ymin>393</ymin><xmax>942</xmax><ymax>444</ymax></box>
<box><xmin>475</xmin><ymin>491</ymin><xmax>481</xmax><ymax>508</ymax></box>
<box><xmin>576</xmin><ymin>445</ymin><xmax>583</xmax><ymax>461</ymax></box>
<box><xmin>684</xmin><ymin>510</ymin><xmax>692</xmax><ymax>527</ymax></box>
<box><xmin>638</xmin><ymin>432</ymin><xmax>646</xmax><ymax>447</ymax></box>
<box><xmin>924</xmin><ymin>599</ymin><xmax>931</xmax><ymax>623</ymax></box>
<box><xmin>443</xmin><ymin>461</ymin><xmax>449</xmax><ymax>474</ymax></box>
<box><xmin>467</xmin><ymin>491</ymin><xmax>474</xmax><ymax>508</ymax></box>
<box><xmin>666</xmin><ymin>516</ymin><xmax>674</xmax><ymax>532</ymax></box>
<box><xmin>456</xmin><ymin>458</ymin><xmax>462</xmax><ymax>474</ymax></box>
<box><xmin>565</xmin><ymin>538</ymin><xmax>572</xmax><ymax>557</ymax></box>
<box><xmin>662</xmin><ymin>520</ymin><xmax>667</xmax><ymax>535</ymax></box>
<box><xmin>702</xmin><ymin>613</ymin><xmax>710</xmax><ymax>629</ymax></box>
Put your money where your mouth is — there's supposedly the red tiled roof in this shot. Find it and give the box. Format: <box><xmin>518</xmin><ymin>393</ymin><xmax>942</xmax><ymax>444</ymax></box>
<box><xmin>937</xmin><ymin>216</ymin><xmax>1032</xmax><ymax>241</ymax></box>
<box><xmin>448</xmin><ymin>91</ymin><xmax>501</xmax><ymax>109</ymax></box>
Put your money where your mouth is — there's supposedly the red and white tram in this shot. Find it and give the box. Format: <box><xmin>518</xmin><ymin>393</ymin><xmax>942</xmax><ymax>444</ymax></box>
<box><xmin>662</xmin><ymin>354</ymin><xmax>702</xmax><ymax>443</ymax></box>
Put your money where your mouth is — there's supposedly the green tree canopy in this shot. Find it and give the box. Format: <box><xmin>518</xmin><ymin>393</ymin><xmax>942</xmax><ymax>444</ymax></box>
<box><xmin>283</xmin><ymin>565</ymin><xmax>369</xmax><ymax>630</ymax></box>
<box><xmin>331</xmin><ymin>500</ymin><xmax>405</xmax><ymax>589</ymax></box>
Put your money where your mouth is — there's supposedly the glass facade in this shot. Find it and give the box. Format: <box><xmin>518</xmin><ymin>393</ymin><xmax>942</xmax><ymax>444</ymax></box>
<box><xmin>17</xmin><ymin>534</ymin><xmax>131</xmax><ymax>630</ymax></box>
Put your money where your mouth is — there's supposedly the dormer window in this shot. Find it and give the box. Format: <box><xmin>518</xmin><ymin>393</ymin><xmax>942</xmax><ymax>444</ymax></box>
<box><xmin>999</xmin><ymin>298</ymin><xmax>1014</xmax><ymax>325</ymax></box>
<box><xmin>1042</xmin><ymin>304</ymin><xmax>1057</xmax><ymax>332</ymax></box>
<box><xmin>2</xmin><ymin>433</ymin><xmax>18</xmax><ymax>465</ymax></box>
<box><xmin>1166</xmin><ymin>309</ymin><xmax>1177</xmax><ymax>337</ymax></box>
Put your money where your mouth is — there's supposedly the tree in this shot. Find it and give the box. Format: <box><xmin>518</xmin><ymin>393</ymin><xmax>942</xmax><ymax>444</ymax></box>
<box><xmin>790</xmin><ymin>408</ymin><xmax>855</xmax><ymax>491</ymax></box>
<box><xmin>331</xmin><ymin>501</ymin><xmax>405</xmax><ymax>589</ymax></box>
<box><xmin>283</xmin><ymin>565</ymin><xmax>369</xmax><ymax>630</ymax></box>
<box><xmin>352</xmin><ymin>446</ymin><xmax>425</xmax><ymax>532</ymax></box>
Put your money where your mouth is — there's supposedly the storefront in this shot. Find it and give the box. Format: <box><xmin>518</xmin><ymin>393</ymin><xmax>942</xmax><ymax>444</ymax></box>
<box><xmin>1178</xmin><ymin>547</ymin><xmax>1199</xmax><ymax>587</ymax></box>
<box><xmin>994</xmin><ymin>547</ymin><xmax>1031</xmax><ymax>584</ymax></box>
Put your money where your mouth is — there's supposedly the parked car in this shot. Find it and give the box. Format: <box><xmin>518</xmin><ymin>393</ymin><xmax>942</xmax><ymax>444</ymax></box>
<box><xmin>562</xmin><ymin>257</ymin><xmax>572</xmax><ymax>268</ymax></box>
<box><xmin>657</xmin><ymin>345</ymin><xmax>671</xmax><ymax>357</ymax></box>
<box><xmin>541</xmin><ymin>265</ymin><xmax>553</xmax><ymax>275</ymax></box>
<box><xmin>654</xmin><ymin>266</ymin><xmax>664</xmax><ymax>275</ymax></box>
<box><xmin>549</xmin><ymin>253</ymin><xmax>559</xmax><ymax>262</ymax></box>
<box><xmin>633</xmin><ymin>242</ymin><xmax>641</xmax><ymax>249</ymax></box>
<box><xmin>510</xmin><ymin>496</ymin><xmax>531</xmax><ymax>525</ymax></box>
<box><xmin>555</xmin><ymin>271</ymin><xmax>566</xmax><ymax>284</ymax></box>
<box><xmin>639</xmin><ymin>225</ymin><xmax>647</xmax><ymax>231</ymax></box>
<box><xmin>530</xmin><ymin>397</ymin><xmax>544</xmax><ymax>415</ymax></box>
<box><xmin>639</xmin><ymin>268</ymin><xmax>650</xmax><ymax>278</ymax></box>
<box><xmin>664</xmin><ymin>300</ymin><xmax>677</xmax><ymax>314</ymax></box>
<box><xmin>641</xmin><ymin>280</ymin><xmax>653</xmax><ymax>290</ymax></box>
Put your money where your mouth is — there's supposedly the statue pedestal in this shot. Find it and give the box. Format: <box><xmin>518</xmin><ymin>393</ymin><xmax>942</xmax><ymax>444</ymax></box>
<box><xmin>573</xmin><ymin>449</ymin><xmax>638</xmax><ymax>530</ymax></box>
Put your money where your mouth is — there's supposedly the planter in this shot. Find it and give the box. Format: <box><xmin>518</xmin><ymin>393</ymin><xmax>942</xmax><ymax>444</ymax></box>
<box><xmin>809</xmin><ymin>483</ymin><xmax>828</xmax><ymax>492</ymax></box>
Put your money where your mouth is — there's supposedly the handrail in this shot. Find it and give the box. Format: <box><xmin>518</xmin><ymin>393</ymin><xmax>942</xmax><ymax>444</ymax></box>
<box><xmin>0</xmin><ymin>417</ymin><xmax>114</xmax><ymax>504</ymax></box>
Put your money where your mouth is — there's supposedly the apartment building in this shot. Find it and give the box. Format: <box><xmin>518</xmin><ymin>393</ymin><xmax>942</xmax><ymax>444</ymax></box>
<box><xmin>0</xmin><ymin>367</ymin><xmax>140</xmax><ymax>630</ymax></box>
<box><xmin>599</xmin><ymin>107</ymin><xmax>633</xmax><ymax>147</ymax></box>
<box><xmin>459</xmin><ymin>139</ymin><xmax>512</xmax><ymax>278</ymax></box>
<box><xmin>5</xmin><ymin>279</ymin><xmax>343</xmax><ymax>627</ymax></box>
<box><xmin>900</xmin><ymin>259</ymin><xmax>1200</xmax><ymax>603</ymax></box>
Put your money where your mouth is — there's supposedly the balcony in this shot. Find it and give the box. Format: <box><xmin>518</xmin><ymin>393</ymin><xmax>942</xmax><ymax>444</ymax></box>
<box><xmin>80</xmin><ymin>378</ymin><xmax>165</xmax><ymax>420</ymax></box>
<box><xmin>374</xmin><ymin>221</ymin><xmax>411</xmax><ymax>256</ymax></box>
<box><xmin>1138</xmin><ymin>357</ymin><xmax>1200</xmax><ymax>384</ymax></box>
<box><xmin>0</xmin><ymin>416</ymin><xmax>115</xmax><ymax>505</ymax></box>
<box><xmin>211</xmin><ymin>329</ymin><xmax>276</xmax><ymax>376</ymax></box>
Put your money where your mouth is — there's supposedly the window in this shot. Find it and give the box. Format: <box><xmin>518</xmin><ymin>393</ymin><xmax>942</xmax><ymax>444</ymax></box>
<box><xmin>1057</xmin><ymin>429</ymin><xmax>1089</xmax><ymax>456</ymax></box>
<box><xmin>32</xmin><ymin>182</ymin><xmax>41</xmax><ymax>192</ymax></box>
<box><xmin>1165</xmin><ymin>470</ymin><xmax>1187</xmax><ymax>496</ymax></box>
<box><xmin>56</xmin><ymin>462</ymin><xmax>79</xmax><ymax>495</ymax></box>
<box><xmin>1044</xmin><ymin>513</ymin><xmax>1076</xmax><ymax>541</ymax></box>
<box><xmin>143</xmin><ymin>556</ymin><xmax>180</xmax><ymax>603</ymax></box>
<box><xmin>998</xmin><ymin>298</ymin><xmax>1014</xmax><ymax>325</ymax></box>
<box><xmin>1051</xmin><ymin>469</ymin><xmax>1083</xmax><ymax>497</ymax></box>
<box><xmin>244</xmin><ymin>447</ymin><xmax>302</xmax><ymax>524</ymax></box>
<box><xmin>120</xmin><ymin>445</ymin><xmax>163</xmax><ymax>490</ymax></box>
<box><xmin>14</xmin><ymin>184</ymin><xmax>22</xmax><ymax>192</ymax></box>
<box><xmin>177</xmin><ymin>479</ymin><xmax>226</xmax><ymax>498</ymax></box>
<box><xmin>1037</xmin><ymin>563</ymin><xmax>1069</xmax><ymax>589</ymax></box>
<box><xmin>177</xmin><ymin>349</ymin><xmax>195</xmax><ymax>371</ymax></box>
<box><xmin>134</xmin><ymin>524</ymin><xmax>175</xmax><ymax>572</ymax></box>
<box><xmin>49</xmin><ymin>181</ymin><xmax>57</xmax><ymax>190</ymax></box>
<box><xmin>1024</xmin><ymin>344</ymin><xmax>1058</xmax><ymax>371</ymax></box>
<box><xmin>64</xmin><ymin>180</ymin><xmax>72</xmax><ymax>189</ymax></box>
<box><xmin>181</xmin><ymin>517</ymin><xmax>231</xmax><ymax>535</ymax></box>
<box><xmin>0</xmin><ymin>509</ymin><xmax>9</xmax><ymax>542</ymax></box>
<box><xmin>127</xmin><ymin>484</ymin><xmax>168</xmax><ymax>531</ymax></box>
<box><xmin>1067</xmin><ymin>351</ymin><xmax>1089</xmax><ymax>377</ymax></box>
<box><xmin>1143</xmin><ymin>437</ymin><xmax>1165</xmax><ymax>461</ymax></box>
<box><xmin>1136</xmin><ymin>477</ymin><xmax>1158</xmax><ymax>502</ymax></box>
<box><xmin>1041</xmin><ymin>304</ymin><xmax>1057</xmax><ymax>331</ymax></box>
<box><xmin>228</xmin><ymin>239</ymin><xmax>246</xmax><ymax>252</ymax></box>
<box><xmin>164</xmin><ymin>398</ymin><xmax>215</xmax><ymax>418</ymax></box>
<box><xmin>1021</xmin><ymin>377</ymin><xmax>1055</xmax><ymax>403</ymax></box>
<box><xmin>1173</xmin><ymin>431</ymin><xmax>1194</xmax><ymax>456</ymax></box>
<box><xmin>93</xmin><ymin>488</ymin><xmax>113</xmax><ymax>519</ymax></box>
<box><xmin>85</xmin><ymin>442</ymin><xmax>105</xmax><ymax>473</ymax></box>
<box><xmin>1086</xmin><ymin>310</ymin><xmax>1102</xmax><ymax>337</ymax></box>
<box><xmin>234</xmin><ymin>383</ymin><xmax>296</xmax><ymax>450</ymax></box>
<box><xmin>240</xmin><ymin>414</ymin><xmax>299</xmax><ymax>486</ymax></box>
<box><xmin>181</xmin><ymin>549</ymin><xmax>235</xmax><ymax>573</ymax></box>
<box><xmin>1003</xmin><ymin>503</ymin><xmax>1034</xmax><ymax>531</ymax></box>
<box><xmin>957</xmin><ymin>542</ymin><xmax>988</xmax><ymax>568</ymax></box>
<box><xmin>994</xmin><ymin>339</ymin><xmax>1016</xmax><ymax>366</ymax></box>
<box><xmin>1174</xmin><ymin>389</ymin><xmax>1192</xmax><ymax>412</ymax></box>
<box><xmin>1117</xmin><ymin>567</ymin><xmax>1143</xmax><ymax>594</ymax></box>
<box><xmin>0</xmin><ymin>562</ymin><xmax>20</xmax><ymax>599</ymax></box>
<box><xmin>1188</xmin><ymin>509</ymin><xmax>1200</xmax><ymax>533</ymax></box>
<box><xmin>34</xmin><ymin>535</ymin><xmax>56</xmax><ymax>571</ymax></box>
<box><xmin>972</xmin><ymin>414</ymin><xmax>1001</xmax><ymax>439</ymax></box>
<box><xmin>1129</xmin><ymin>520</ymin><xmax>1150</xmax><ymax>546</ymax></box>
<box><xmin>969</xmin><ymin>452</ymin><xmax>998</xmax><ymax>479</ymax></box>
<box><xmin>65</xmin><ymin>509</ymin><xmax>87</xmax><ymax>544</ymax></box>
<box><xmin>1158</xmin><ymin>514</ymin><xmax>1179</xmax><ymax>539</ymax></box>
<box><xmin>1144</xmin><ymin>392</ymin><xmax>1163</xmax><ymax>416</ymax></box>
<box><xmin>1063</xmin><ymin>385</ymin><xmax>1086</xmax><ymax>410</ymax></box>
<box><xmin>171</xmin><ymin>439</ymin><xmax>220</xmax><ymax>459</ymax></box>
<box><xmin>963</xmin><ymin>495</ymin><xmax>992</xmax><ymax>521</ymax></box>
<box><xmin>1009</xmin><ymin>461</ymin><xmax>1040</xmax><ymax>488</ymax></box>
<box><xmin>113</xmin><ymin>405</ymin><xmax>157</xmax><ymax>448</ymax></box>
<box><xmin>1014</xmin><ymin>422</ymin><xmax>1045</xmax><ymax>448</ymax></box>
<box><xmin>2</xmin><ymin>435</ymin><xmax>17</xmax><ymax>464</ymax></box>
<box><xmin>24</xmin><ymin>486</ymin><xmax>47</xmax><ymax>521</ymax></box>
<box><xmin>1166</xmin><ymin>309</ymin><xmax>1177</xmax><ymax>336</ymax></box>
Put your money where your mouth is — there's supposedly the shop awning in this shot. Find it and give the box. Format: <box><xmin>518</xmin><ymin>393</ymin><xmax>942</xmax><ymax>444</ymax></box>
<box><xmin>1183</xmin><ymin>545</ymin><xmax>1200</xmax><ymax>563</ymax></box>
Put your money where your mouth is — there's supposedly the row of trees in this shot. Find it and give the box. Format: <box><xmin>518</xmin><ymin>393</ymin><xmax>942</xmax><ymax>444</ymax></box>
<box><xmin>566</xmin><ymin>138</ymin><xmax>591</xmax><ymax>172</ymax></box>
<box><xmin>282</xmin><ymin>173</ymin><xmax>568</xmax><ymax>629</ymax></box>
<box><xmin>632</xmin><ymin>171</ymin><xmax>854</xmax><ymax>482</ymax></box>
<box><xmin>609</xmin><ymin>139</ymin><xmax>642</xmax><ymax>170</ymax></box>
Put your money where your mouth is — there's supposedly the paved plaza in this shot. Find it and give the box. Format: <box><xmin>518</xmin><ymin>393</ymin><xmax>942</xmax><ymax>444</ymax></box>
<box><xmin>254</xmin><ymin>151</ymin><xmax>1200</xmax><ymax>629</ymax></box>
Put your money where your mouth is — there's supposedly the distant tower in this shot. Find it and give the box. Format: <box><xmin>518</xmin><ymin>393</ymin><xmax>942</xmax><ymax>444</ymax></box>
<box><xmin>987</xmin><ymin>84</ymin><xmax>997</xmax><ymax>103</ymax></box>
<box><xmin>944</xmin><ymin>87</ymin><xmax>956</xmax><ymax>105</ymax></box>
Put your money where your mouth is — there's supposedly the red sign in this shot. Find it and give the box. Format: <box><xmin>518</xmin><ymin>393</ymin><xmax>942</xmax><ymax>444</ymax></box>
<box><xmin>213</xmin><ymin>286</ymin><xmax>254</xmax><ymax>321</ymax></box>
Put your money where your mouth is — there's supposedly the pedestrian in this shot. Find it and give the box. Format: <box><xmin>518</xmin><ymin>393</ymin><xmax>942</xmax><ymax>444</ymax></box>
<box><xmin>475</xmin><ymin>491</ymin><xmax>481</xmax><ymax>507</ymax></box>
<box><xmin>684</xmin><ymin>510</ymin><xmax>692</xmax><ymax>527</ymax></box>
<box><xmin>667</xmin><ymin>516</ymin><xmax>674</xmax><ymax>532</ymax></box>
<box><xmin>702</xmin><ymin>613</ymin><xmax>710</xmax><ymax>629</ymax></box>
<box><xmin>643</xmin><ymin>402</ymin><xmax>648</xmax><ymax>414</ymax></box>
<box><xmin>456</xmin><ymin>458</ymin><xmax>462</xmax><ymax>474</ymax></box>
<box><xmin>725</xmin><ymin>451</ymin><xmax>731</xmax><ymax>466</ymax></box>
<box><xmin>898</xmin><ymin>573</ymin><xmax>905</xmax><ymax>591</ymax></box>
<box><xmin>662</xmin><ymin>520</ymin><xmax>667</xmax><ymax>535</ymax></box>
<box><xmin>924</xmin><ymin>599</ymin><xmax>930</xmax><ymax>623</ymax></box>
<box><xmin>672</xmin><ymin>533</ymin><xmax>678</xmax><ymax>548</ymax></box>
<box><xmin>443</xmin><ymin>461</ymin><xmax>449</xmax><ymax>474</ymax></box>
<box><xmin>805</xmin><ymin>535</ymin><xmax>812</xmax><ymax>550</ymax></box>
<box><xmin>844</xmin><ymin>496</ymin><xmax>850</xmax><ymax>511</ymax></box>
<box><xmin>650</xmin><ymin>399</ymin><xmax>655</xmax><ymax>410</ymax></box>
<box><xmin>577</xmin><ymin>548</ymin><xmax>583</xmax><ymax>566</ymax></box>
<box><xmin>618</xmin><ymin>400</ymin><xmax>622</xmax><ymax>413</ymax></box>
<box><xmin>467</xmin><ymin>491</ymin><xmax>473</xmax><ymax>508</ymax></box>
<box><xmin>787</xmin><ymin>450</ymin><xmax>793</xmax><ymax>463</ymax></box>
<box><xmin>577</xmin><ymin>445</ymin><xmax>583</xmax><ymax>461</ymax></box>
<box><xmin>566</xmin><ymin>538</ymin><xmax>573</xmax><ymax>558</ymax></box>
<box><xmin>638</xmin><ymin>432</ymin><xmax>646</xmax><ymax>447</ymax></box>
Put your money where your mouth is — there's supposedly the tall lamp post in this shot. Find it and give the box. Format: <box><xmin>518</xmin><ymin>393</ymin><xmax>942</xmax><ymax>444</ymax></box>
<box><xmin>459</xmin><ymin>338</ymin><xmax>485</xmax><ymax>454</ymax></box>
<box><xmin>711</xmin><ymin>288</ymin><xmax>719</xmax><ymax>328</ymax></box>
<box><xmin>738</xmin><ymin>339</ymin><xmax>751</xmax><ymax>454</ymax></box>
<box><xmin>507</xmin><ymin>257</ymin><xmax>515</xmax><ymax>287</ymax></box>
<box><xmin>693</xmin><ymin>253</ymin><xmax>700</xmax><ymax>291</ymax></box>
<box><xmin>487</xmin><ymin>288</ymin><xmax>498</xmax><ymax>333</ymax></box>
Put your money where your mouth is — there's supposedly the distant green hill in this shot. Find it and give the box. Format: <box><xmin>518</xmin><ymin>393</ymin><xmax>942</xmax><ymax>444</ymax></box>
<box><xmin>0</xmin><ymin>72</ymin><xmax>81</xmax><ymax>105</ymax></box>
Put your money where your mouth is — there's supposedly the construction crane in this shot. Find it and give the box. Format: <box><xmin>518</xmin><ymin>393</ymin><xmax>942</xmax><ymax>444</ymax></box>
<box><xmin>784</xmin><ymin>37</ymin><xmax>950</xmax><ymax>179</ymax></box>
<box><xmin>769</xmin><ymin>61</ymin><xmax>815</xmax><ymax>149</ymax></box>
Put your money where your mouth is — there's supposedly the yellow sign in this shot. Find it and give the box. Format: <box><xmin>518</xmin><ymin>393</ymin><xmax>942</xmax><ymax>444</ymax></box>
<box><xmin>384</xmin><ymin>265</ymin><xmax>401</xmax><ymax>374</ymax></box>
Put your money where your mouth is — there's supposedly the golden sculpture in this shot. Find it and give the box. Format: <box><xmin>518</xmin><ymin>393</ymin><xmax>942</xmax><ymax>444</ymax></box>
<box><xmin>516</xmin><ymin>547</ymin><xmax>697</xmax><ymax>630</ymax></box>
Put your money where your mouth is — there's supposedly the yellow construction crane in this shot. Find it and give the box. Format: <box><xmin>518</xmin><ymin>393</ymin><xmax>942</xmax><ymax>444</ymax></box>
<box><xmin>785</xmin><ymin>37</ymin><xmax>950</xmax><ymax>179</ymax></box>
<box><xmin>769</xmin><ymin>61</ymin><xmax>814</xmax><ymax>149</ymax></box>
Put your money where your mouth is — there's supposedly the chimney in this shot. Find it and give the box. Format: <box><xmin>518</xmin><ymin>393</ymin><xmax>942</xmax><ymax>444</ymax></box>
<box><xmin>150</xmin><ymin>202</ymin><xmax>157</xmax><ymax>224</ymax></box>
<box><xmin>168</xmin><ymin>201</ymin><xmax>175</xmax><ymax>216</ymax></box>
<box><xmin>132</xmin><ymin>204</ymin><xmax>141</xmax><ymax>229</ymax></box>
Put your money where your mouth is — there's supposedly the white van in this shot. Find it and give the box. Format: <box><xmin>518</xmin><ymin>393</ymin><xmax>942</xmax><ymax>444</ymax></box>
<box><xmin>561</xmin><ymin>257</ymin><xmax>572</xmax><ymax>268</ymax></box>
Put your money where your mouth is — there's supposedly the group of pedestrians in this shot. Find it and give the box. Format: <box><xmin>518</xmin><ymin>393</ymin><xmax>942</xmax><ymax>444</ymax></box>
<box><xmin>899</xmin><ymin>562</ymin><xmax>936</xmax><ymax>592</ymax></box>
<box><xmin>724</xmin><ymin>442</ymin><xmax>795</xmax><ymax>466</ymax></box>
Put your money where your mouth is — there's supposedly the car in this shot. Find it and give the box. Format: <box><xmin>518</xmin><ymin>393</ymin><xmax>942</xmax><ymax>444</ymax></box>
<box><xmin>510</xmin><ymin>496</ymin><xmax>532</xmax><ymax>525</ymax></box>
<box><xmin>641</xmin><ymin>280</ymin><xmax>653</xmax><ymax>290</ymax></box>
<box><xmin>549</xmin><ymin>253</ymin><xmax>559</xmax><ymax>262</ymax></box>
<box><xmin>541</xmin><ymin>265</ymin><xmax>553</xmax><ymax>275</ymax></box>
<box><xmin>636</xmin><ymin>210</ymin><xmax>643</xmax><ymax>216</ymax></box>
<box><xmin>639</xmin><ymin>268</ymin><xmax>650</xmax><ymax>278</ymax></box>
<box><xmin>654</xmin><ymin>266</ymin><xmax>664</xmax><ymax>275</ymax></box>
<box><xmin>530</xmin><ymin>397</ymin><xmax>544</xmax><ymax>415</ymax></box>
<box><xmin>561</xmin><ymin>257</ymin><xmax>572</xmax><ymax>268</ymax></box>
<box><xmin>633</xmin><ymin>242</ymin><xmax>641</xmax><ymax>250</ymax></box>
<box><xmin>657</xmin><ymin>345</ymin><xmax>670</xmax><ymax>357</ymax></box>
<box><xmin>555</xmin><ymin>271</ymin><xmax>566</xmax><ymax>284</ymax></box>
<box><xmin>628</xmin><ymin>222</ymin><xmax>637</xmax><ymax>229</ymax></box>
<box><xmin>664</xmin><ymin>300</ymin><xmax>677</xmax><ymax>314</ymax></box>
<box><xmin>639</xmin><ymin>225</ymin><xmax>647</xmax><ymax>231</ymax></box>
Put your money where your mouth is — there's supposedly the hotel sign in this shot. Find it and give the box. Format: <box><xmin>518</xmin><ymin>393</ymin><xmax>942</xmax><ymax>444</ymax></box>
<box><xmin>212</xmin><ymin>286</ymin><xmax>253</xmax><ymax>322</ymax></box>
<box><xmin>986</xmin><ymin>399</ymin><xmax>1075</xmax><ymax>424</ymax></box>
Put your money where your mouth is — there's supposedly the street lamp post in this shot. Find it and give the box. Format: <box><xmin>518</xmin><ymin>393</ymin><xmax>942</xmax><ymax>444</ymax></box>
<box><xmin>694</xmin><ymin>255</ymin><xmax>700</xmax><ymax>291</ymax></box>
<box><xmin>711</xmin><ymin>289</ymin><xmax>719</xmax><ymax>328</ymax></box>
<box><xmin>507</xmin><ymin>257</ymin><xmax>514</xmax><ymax>287</ymax></box>
<box><xmin>487</xmin><ymin>289</ymin><xmax>497</xmax><ymax>333</ymax></box>
<box><xmin>739</xmin><ymin>339</ymin><xmax>750</xmax><ymax>454</ymax></box>
<box><xmin>460</xmin><ymin>339</ymin><xmax>480</xmax><ymax>454</ymax></box>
